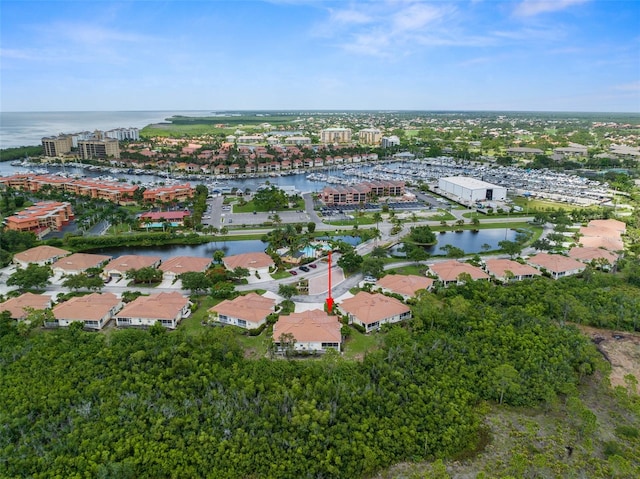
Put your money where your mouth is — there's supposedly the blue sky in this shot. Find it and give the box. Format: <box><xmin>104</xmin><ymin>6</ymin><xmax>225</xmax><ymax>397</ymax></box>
<box><xmin>1</xmin><ymin>0</ymin><xmax>639</xmax><ymax>112</ymax></box>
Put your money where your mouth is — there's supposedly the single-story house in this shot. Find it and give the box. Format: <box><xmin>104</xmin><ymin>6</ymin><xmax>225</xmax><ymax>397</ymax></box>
<box><xmin>50</xmin><ymin>292</ymin><xmax>122</xmax><ymax>330</ymax></box>
<box><xmin>338</xmin><ymin>291</ymin><xmax>411</xmax><ymax>333</ymax></box>
<box><xmin>222</xmin><ymin>252</ymin><xmax>274</xmax><ymax>279</ymax></box>
<box><xmin>115</xmin><ymin>292</ymin><xmax>190</xmax><ymax>329</ymax></box>
<box><xmin>159</xmin><ymin>256</ymin><xmax>212</xmax><ymax>281</ymax></box>
<box><xmin>209</xmin><ymin>292</ymin><xmax>276</xmax><ymax>330</ymax></box>
<box><xmin>587</xmin><ymin>219</ymin><xmax>626</xmax><ymax>235</ymax></box>
<box><xmin>13</xmin><ymin>245</ymin><xmax>70</xmax><ymax>267</ymax></box>
<box><xmin>375</xmin><ymin>274</ymin><xmax>434</xmax><ymax>299</ymax></box>
<box><xmin>273</xmin><ymin>309</ymin><xmax>342</xmax><ymax>353</ymax></box>
<box><xmin>0</xmin><ymin>292</ymin><xmax>52</xmax><ymax>320</ymax></box>
<box><xmin>484</xmin><ymin>258</ymin><xmax>542</xmax><ymax>282</ymax></box>
<box><xmin>527</xmin><ymin>253</ymin><xmax>586</xmax><ymax>279</ymax></box>
<box><xmin>103</xmin><ymin>255</ymin><xmax>162</xmax><ymax>280</ymax></box>
<box><xmin>579</xmin><ymin>235</ymin><xmax>624</xmax><ymax>251</ymax></box>
<box><xmin>428</xmin><ymin>261</ymin><xmax>490</xmax><ymax>286</ymax></box>
<box><xmin>568</xmin><ymin>246</ymin><xmax>619</xmax><ymax>268</ymax></box>
<box><xmin>51</xmin><ymin>252</ymin><xmax>112</xmax><ymax>276</ymax></box>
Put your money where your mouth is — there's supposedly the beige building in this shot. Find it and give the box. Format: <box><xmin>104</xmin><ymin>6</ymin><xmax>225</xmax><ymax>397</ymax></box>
<box><xmin>375</xmin><ymin>274</ymin><xmax>434</xmax><ymax>299</ymax></box>
<box><xmin>0</xmin><ymin>293</ymin><xmax>52</xmax><ymax>320</ymax></box>
<box><xmin>484</xmin><ymin>258</ymin><xmax>542</xmax><ymax>282</ymax></box>
<box><xmin>358</xmin><ymin>128</ymin><xmax>382</xmax><ymax>145</ymax></box>
<box><xmin>51</xmin><ymin>253</ymin><xmax>112</xmax><ymax>276</ymax></box>
<box><xmin>115</xmin><ymin>292</ymin><xmax>190</xmax><ymax>329</ymax></box>
<box><xmin>77</xmin><ymin>138</ymin><xmax>120</xmax><ymax>159</ymax></box>
<box><xmin>320</xmin><ymin>128</ymin><xmax>352</xmax><ymax>144</ymax></box>
<box><xmin>42</xmin><ymin>135</ymin><xmax>73</xmax><ymax>157</ymax></box>
<box><xmin>13</xmin><ymin>245</ymin><xmax>70</xmax><ymax>267</ymax></box>
<box><xmin>103</xmin><ymin>255</ymin><xmax>162</xmax><ymax>280</ymax></box>
<box><xmin>159</xmin><ymin>256</ymin><xmax>212</xmax><ymax>281</ymax></box>
<box><xmin>273</xmin><ymin>309</ymin><xmax>342</xmax><ymax>352</ymax></box>
<box><xmin>338</xmin><ymin>292</ymin><xmax>411</xmax><ymax>333</ymax></box>
<box><xmin>209</xmin><ymin>292</ymin><xmax>276</xmax><ymax>330</ymax></box>
<box><xmin>429</xmin><ymin>261</ymin><xmax>490</xmax><ymax>286</ymax></box>
<box><xmin>527</xmin><ymin>253</ymin><xmax>585</xmax><ymax>279</ymax></box>
<box><xmin>50</xmin><ymin>293</ymin><xmax>122</xmax><ymax>330</ymax></box>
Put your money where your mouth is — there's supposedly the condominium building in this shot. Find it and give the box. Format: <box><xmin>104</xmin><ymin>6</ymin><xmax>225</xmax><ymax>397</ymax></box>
<box><xmin>105</xmin><ymin>128</ymin><xmax>140</xmax><ymax>141</ymax></box>
<box><xmin>77</xmin><ymin>138</ymin><xmax>120</xmax><ymax>159</ymax></box>
<box><xmin>358</xmin><ymin>128</ymin><xmax>382</xmax><ymax>145</ymax></box>
<box><xmin>382</xmin><ymin>136</ymin><xmax>400</xmax><ymax>148</ymax></box>
<box><xmin>142</xmin><ymin>183</ymin><xmax>194</xmax><ymax>203</ymax></box>
<box><xmin>4</xmin><ymin>201</ymin><xmax>74</xmax><ymax>238</ymax></box>
<box><xmin>320</xmin><ymin>180</ymin><xmax>405</xmax><ymax>205</ymax></box>
<box><xmin>41</xmin><ymin>135</ymin><xmax>73</xmax><ymax>157</ymax></box>
<box><xmin>320</xmin><ymin>127</ymin><xmax>352</xmax><ymax>144</ymax></box>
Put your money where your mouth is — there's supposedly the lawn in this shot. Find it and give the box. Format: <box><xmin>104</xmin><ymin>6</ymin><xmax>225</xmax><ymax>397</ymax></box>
<box><xmin>384</xmin><ymin>265</ymin><xmax>427</xmax><ymax>276</ymax></box>
<box><xmin>342</xmin><ymin>328</ymin><xmax>381</xmax><ymax>360</ymax></box>
<box><xmin>180</xmin><ymin>295</ymin><xmax>222</xmax><ymax>336</ymax></box>
<box><xmin>271</xmin><ymin>269</ymin><xmax>294</xmax><ymax>280</ymax></box>
<box><xmin>512</xmin><ymin>196</ymin><xmax>583</xmax><ymax>212</ymax></box>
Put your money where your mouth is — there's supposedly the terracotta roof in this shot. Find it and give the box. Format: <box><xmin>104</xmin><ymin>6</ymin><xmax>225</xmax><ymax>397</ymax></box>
<box><xmin>0</xmin><ymin>293</ymin><xmax>51</xmax><ymax>319</ymax></box>
<box><xmin>273</xmin><ymin>309</ymin><xmax>341</xmax><ymax>344</ymax></box>
<box><xmin>568</xmin><ymin>246</ymin><xmax>619</xmax><ymax>265</ymax></box>
<box><xmin>159</xmin><ymin>256</ymin><xmax>212</xmax><ymax>274</ymax></box>
<box><xmin>209</xmin><ymin>293</ymin><xmax>276</xmax><ymax>323</ymax></box>
<box><xmin>579</xmin><ymin>235</ymin><xmax>624</xmax><ymax>251</ymax></box>
<box><xmin>429</xmin><ymin>261</ymin><xmax>490</xmax><ymax>282</ymax></box>
<box><xmin>104</xmin><ymin>255</ymin><xmax>161</xmax><ymax>272</ymax></box>
<box><xmin>376</xmin><ymin>274</ymin><xmax>434</xmax><ymax>296</ymax></box>
<box><xmin>579</xmin><ymin>226</ymin><xmax>622</xmax><ymax>239</ymax></box>
<box><xmin>527</xmin><ymin>253</ymin><xmax>585</xmax><ymax>274</ymax></box>
<box><xmin>116</xmin><ymin>292</ymin><xmax>188</xmax><ymax>320</ymax></box>
<box><xmin>222</xmin><ymin>252</ymin><xmax>274</xmax><ymax>270</ymax></box>
<box><xmin>588</xmin><ymin>219</ymin><xmax>626</xmax><ymax>233</ymax></box>
<box><xmin>53</xmin><ymin>293</ymin><xmax>120</xmax><ymax>321</ymax></box>
<box><xmin>13</xmin><ymin>245</ymin><xmax>69</xmax><ymax>264</ymax></box>
<box><xmin>52</xmin><ymin>253</ymin><xmax>111</xmax><ymax>272</ymax></box>
<box><xmin>339</xmin><ymin>292</ymin><xmax>410</xmax><ymax>325</ymax></box>
<box><xmin>484</xmin><ymin>259</ymin><xmax>542</xmax><ymax>278</ymax></box>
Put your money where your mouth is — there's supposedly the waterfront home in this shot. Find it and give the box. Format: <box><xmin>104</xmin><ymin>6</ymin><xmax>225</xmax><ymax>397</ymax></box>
<box><xmin>568</xmin><ymin>246</ymin><xmax>619</xmax><ymax>268</ymax></box>
<box><xmin>222</xmin><ymin>252</ymin><xmax>274</xmax><ymax>279</ymax></box>
<box><xmin>159</xmin><ymin>256</ymin><xmax>213</xmax><ymax>281</ymax></box>
<box><xmin>103</xmin><ymin>255</ymin><xmax>162</xmax><ymax>280</ymax></box>
<box><xmin>51</xmin><ymin>253</ymin><xmax>111</xmax><ymax>276</ymax></box>
<box><xmin>13</xmin><ymin>245</ymin><xmax>70</xmax><ymax>267</ymax></box>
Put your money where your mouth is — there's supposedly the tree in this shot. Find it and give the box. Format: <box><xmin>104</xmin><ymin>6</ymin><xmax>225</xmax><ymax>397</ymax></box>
<box><xmin>373</xmin><ymin>212</ymin><xmax>383</xmax><ymax>230</ymax></box>
<box><xmin>278</xmin><ymin>284</ymin><xmax>298</xmax><ymax>300</ymax></box>
<box><xmin>126</xmin><ymin>267</ymin><xmax>162</xmax><ymax>285</ymax></box>
<box><xmin>407</xmin><ymin>225</ymin><xmax>436</xmax><ymax>245</ymax></box>
<box><xmin>441</xmin><ymin>245</ymin><xmax>465</xmax><ymax>258</ymax></box>
<box><xmin>62</xmin><ymin>273</ymin><xmax>104</xmax><ymax>291</ymax></box>
<box><xmin>213</xmin><ymin>250</ymin><xmax>225</xmax><ymax>264</ymax></box>
<box><xmin>180</xmin><ymin>272</ymin><xmax>211</xmax><ymax>293</ymax></box>
<box><xmin>307</xmin><ymin>222</ymin><xmax>316</xmax><ymax>233</ymax></box>
<box><xmin>229</xmin><ymin>267</ymin><xmax>250</xmax><ymax>282</ymax></box>
<box><xmin>7</xmin><ymin>264</ymin><xmax>52</xmax><ymax>290</ymax></box>
<box><xmin>405</xmin><ymin>243</ymin><xmax>429</xmax><ymax>264</ymax></box>
<box><xmin>337</xmin><ymin>250</ymin><xmax>363</xmax><ymax>273</ymax></box>
<box><xmin>490</xmin><ymin>364</ymin><xmax>522</xmax><ymax>405</ymax></box>
<box><xmin>498</xmin><ymin>240</ymin><xmax>523</xmax><ymax>259</ymax></box>
<box><xmin>361</xmin><ymin>256</ymin><xmax>384</xmax><ymax>278</ymax></box>
<box><xmin>253</xmin><ymin>186</ymin><xmax>287</xmax><ymax>211</ymax></box>
<box><xmin>370</xmin><ymin>246</ymin><xmax>388</xmax><ymax>258</ymax></box>
<box><xmin>210</xmin><ymin>281</ymin><xmax>235</xmax><ymax>299</ymax></box>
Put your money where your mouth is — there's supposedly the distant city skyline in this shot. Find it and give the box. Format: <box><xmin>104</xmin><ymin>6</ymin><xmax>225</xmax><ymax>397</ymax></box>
<box><xmin>1</xmin><ymin>0</ymin><xmax>639</xmax><ymax>113</ymax></box>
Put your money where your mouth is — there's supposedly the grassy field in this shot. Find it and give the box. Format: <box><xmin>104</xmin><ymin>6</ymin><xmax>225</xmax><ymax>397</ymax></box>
<box><xmin>513</xmin><ymin>196</ymin><xmax>585</xmax><ymax>212</ymax></box>
<box><xmin>342</xmin><ymin>329</ymin><xmax>381</xmax><ymax>360</ymax></box>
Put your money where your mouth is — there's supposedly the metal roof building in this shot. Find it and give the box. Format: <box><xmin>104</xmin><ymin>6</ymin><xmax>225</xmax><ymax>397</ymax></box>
<box><xmin>438</xmin><ymin>176</ymin><xmax>507</xmax><ymax>204</ymax></box>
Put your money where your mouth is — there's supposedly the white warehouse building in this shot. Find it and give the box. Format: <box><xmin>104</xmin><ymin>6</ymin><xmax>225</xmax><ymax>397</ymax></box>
<box><xmin>438</xmin><ymin>176</ymin><xmax>507</xmax><ymax>204</ymax></box>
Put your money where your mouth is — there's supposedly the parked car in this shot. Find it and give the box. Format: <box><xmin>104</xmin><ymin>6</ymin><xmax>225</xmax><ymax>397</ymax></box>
<box><xmin>289</xmin><ymin>270</ymin><xmax>298</xmax><ymax>276</ymax></box>
<box><xmin>299</xmin><ymin>266</ymin><xmax>310</xmax><ymax>272</ymax></box>
<box><xmin>308</xmin><ymin>263</ymin><xmax>317</xmax><ymax>269</ymax></box>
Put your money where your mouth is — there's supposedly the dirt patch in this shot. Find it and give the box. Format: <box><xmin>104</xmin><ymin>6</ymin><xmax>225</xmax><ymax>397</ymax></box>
<box><xmin>577</xmin><ymin>324</ymin><xmax>640</xmax><ymax>388</ymax></box>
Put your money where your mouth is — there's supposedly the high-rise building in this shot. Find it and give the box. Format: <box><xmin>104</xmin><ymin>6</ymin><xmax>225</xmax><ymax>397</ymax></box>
<box><xmin>358</xmin><ymin>128</ymin><xmax>382</xmax><ymax>145</ymax></box>
<box><xmin>382</xmin><ymin>136</ymin><xmax>401</xmax><ymax>148</ymax></box>
<box><xmin>77</xmin><ymin>138</ymin><xmax>120</xmax><ymax>159</ymax></box>
<box><xmin>105</xmin><ymin>128</ymin><xmax>140</xmax><ymax>141</ymax></box>
<box><xmin>320</xmin><ymin>128</ymin><xmax>352</xmax><ymax>144</ymax></box>
<box><xmin>41</xmin><ymin>135</ymin><xmax>73</xmax><ymax>157</ymax></box>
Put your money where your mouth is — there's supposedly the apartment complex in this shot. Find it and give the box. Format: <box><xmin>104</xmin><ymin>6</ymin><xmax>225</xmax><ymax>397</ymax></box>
<box><xmin>78</xmin><ymin>138</ymin><xmax>120</xmax><ymax>159</ymax></box>
<box><xmin>0</xmin><ymin>174</ymin><xmax>139</xmax><ymax>205</ymax></box>
<box><xmin>320</xmin><ymin>180</ymin><xmax>406</xmax><ymax>205</ymax></box>
<box><xmin>358</xmin><ymin>128</ymin><xmax>382</xmax><ymax>145</ymax></box>
<box><xmin>4</xmin><ymin>201</ymin><xmax>74</xmax><ymax>238</ymax></box>
<box><xmin>320</xmin><ymin>127</ymin><xmax>352</xmax><ymax>144</ymax></box>
<box><xmin>42</xmin><ymin>135</ymin><xmax>73</xmax><ymax>157</ymax></box>
<box><xmin>105</xmin><ymin>127</ymin><xmax>140</xmax><ymax>141</ymax></box>
<box><xmin>142</xmin><ymin>183</ymin><xmax>195</xmax><ymax>203</ymax></box>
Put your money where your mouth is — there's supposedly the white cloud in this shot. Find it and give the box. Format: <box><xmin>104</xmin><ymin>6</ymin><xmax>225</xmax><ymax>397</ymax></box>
<box><xmin>513</xmin><ymin>0</ymin><xmax>590</xmax><ymax>17</ymax></box>
<box><xmin>613</xmin><ymin>81</ymin><xmax>640</xmax><ymax>92</ymax></box>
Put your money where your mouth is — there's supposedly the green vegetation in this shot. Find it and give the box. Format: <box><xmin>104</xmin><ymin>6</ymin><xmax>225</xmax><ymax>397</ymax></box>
<box><xmin>0</xmin><ymin>145</ymin><xmax>43</xmax><ymax>161</ymax></box>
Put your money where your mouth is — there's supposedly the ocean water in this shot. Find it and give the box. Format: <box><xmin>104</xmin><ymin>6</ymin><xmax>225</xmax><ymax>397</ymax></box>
<box><xmin>0</xmin><ymin>110</ymin><xmax>209</xmax><ymax>149</ymax></box>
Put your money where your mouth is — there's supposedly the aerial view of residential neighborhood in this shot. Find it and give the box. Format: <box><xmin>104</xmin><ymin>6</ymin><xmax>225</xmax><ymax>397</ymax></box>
<box><xmin>1</xmin><ymin>1</ymin><xmax>639</xmax><ymax>478</ymax></box>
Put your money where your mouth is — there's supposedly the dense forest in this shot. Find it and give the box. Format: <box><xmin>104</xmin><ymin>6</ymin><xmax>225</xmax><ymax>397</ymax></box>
<box><xmin>5</xmin><ymin>266</ymin><xmax>640</xmax><ymax>478</ymax></box>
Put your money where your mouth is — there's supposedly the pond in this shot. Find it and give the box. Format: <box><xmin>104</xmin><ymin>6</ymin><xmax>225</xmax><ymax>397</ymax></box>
<box><xmin>391</xmin><ymin>228</ymin><xmax>520</xmax><ymax>256</ymax></box>
<box><xmin>93</xmin><ymin>235</ymin><xmax>362</xmax><ymax>261</ymax></box>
